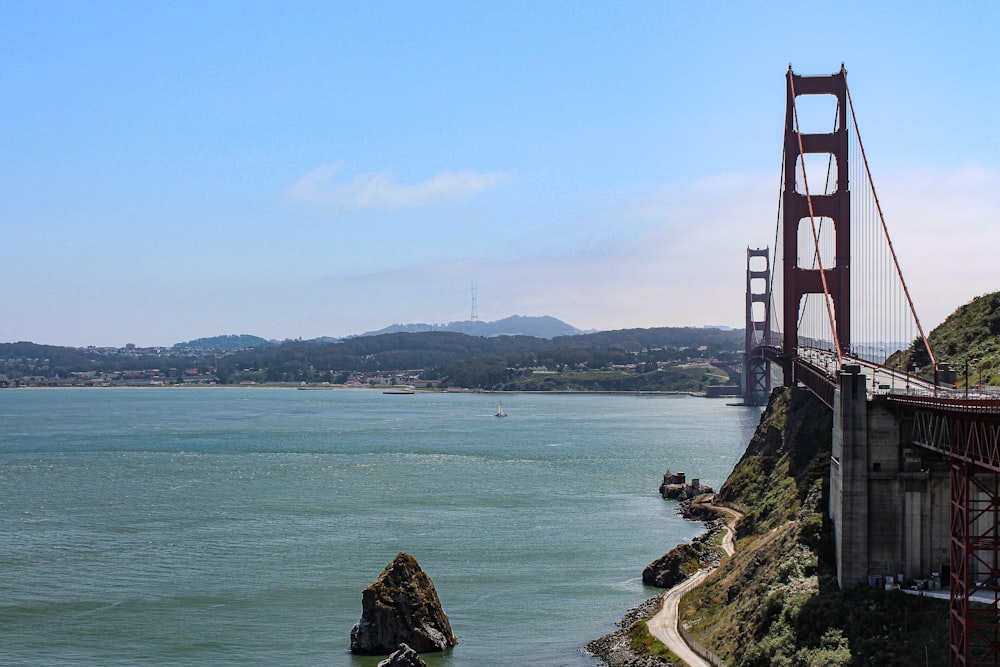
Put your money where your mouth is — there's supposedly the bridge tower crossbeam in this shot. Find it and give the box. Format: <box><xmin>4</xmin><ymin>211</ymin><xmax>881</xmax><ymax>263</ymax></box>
<box><xmin>782</xmin><ymin>67</ymin><xmax>850</xmax><ymax>381</ymax></box>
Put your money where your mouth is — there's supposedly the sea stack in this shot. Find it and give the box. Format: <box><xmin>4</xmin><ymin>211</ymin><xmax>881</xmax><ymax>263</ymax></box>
<box><xmin>377</xmin><ymin>643</ymin><xmax>428</xmax><ymax>667</ymax></box>
<box><xmin>350</xmin><ymin>552</ymin><xmax>458</xmax><ymax>654</ymax></box>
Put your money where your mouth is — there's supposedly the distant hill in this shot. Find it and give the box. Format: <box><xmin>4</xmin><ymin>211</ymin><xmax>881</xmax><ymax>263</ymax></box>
<box><xmin>0</xmin><ymin>326</ymin><xmax>745</xmax><ymax>389</ymax></box>
<box><xmin>213</xmin><ymin>326</ymin><xmax>745</xmax><ymax>386</ymax></box>
<box><xmin>174</xmin><ymin>334</ymin><xmax>274</xmax><ymax>350</ymax></box>
<box><xmin>358</xmin><ymin>315</ymin><xmax>585</xmax><ymax>339</ymax></box>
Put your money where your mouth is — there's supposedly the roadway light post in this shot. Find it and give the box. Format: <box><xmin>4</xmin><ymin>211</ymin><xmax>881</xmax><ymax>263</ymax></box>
<box><xmin>966</xmin><ymin>357</ymin><xmax>980</xmax><ymax>399</ymax></box>
<box><xmin>878</xmin><ymin>348</ymin><xmax>886</xmax><ymax>394</ymax></box>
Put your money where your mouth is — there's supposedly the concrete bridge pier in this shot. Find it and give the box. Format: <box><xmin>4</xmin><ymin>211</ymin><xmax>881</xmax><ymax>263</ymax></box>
<box><xmin>830</xmin><ymin>365</ymin><xmax>869</xmax><ymax>588</ymax></box>
<box><xmin>829</xmin><ymin>365</ymin><xmax>951</xmax><ymax>590</ymax></box>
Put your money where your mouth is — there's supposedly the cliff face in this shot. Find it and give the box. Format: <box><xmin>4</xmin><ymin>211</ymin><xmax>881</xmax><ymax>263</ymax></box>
<box><xmin>680</xmin><ymin>388</ymin><xmax>948</xmax><ymax>667</ymax></box>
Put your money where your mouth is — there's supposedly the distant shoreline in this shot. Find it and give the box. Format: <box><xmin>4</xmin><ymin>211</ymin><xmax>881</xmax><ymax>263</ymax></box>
<box><xmin>3</xmin><ymin>384</ymin><xmax>712</xmax><ymax>397</ymax></box>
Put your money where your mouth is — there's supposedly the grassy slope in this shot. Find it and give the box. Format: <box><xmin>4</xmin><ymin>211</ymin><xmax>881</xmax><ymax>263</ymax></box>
<box><xmin>891</xmin><ymin>290</ymin><xmax>1000</xmax><ymax>386</ymax></box>
<box><xmin>677</xmin><ymin>388</ymin><xmax>948</xmax><ymax>666</ymax></box>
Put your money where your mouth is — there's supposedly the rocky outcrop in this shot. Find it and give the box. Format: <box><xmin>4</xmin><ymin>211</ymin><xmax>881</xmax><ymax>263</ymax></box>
<box><xmin>643</xmin><ymin>499</ymin><xmax>724</xmax><ymax>588</ymax></box>
<box><xmin>642</xmin><ymin>542</ymin><xmax>705</xmax><ymax>589</ymax></box>
<box><xmin>658</xmin><ymin>469</ymin><xmax>713</xmax><ymax>500</ymax></box>
<box><xmin>350</xmin><ymin>553</ymin><xmax>458</xmax><ymax>655</ymax></box>
<box><xmin>377</xmin><ymin>644</ymin><xmax>428</xmax><ymax>667</ymax></box>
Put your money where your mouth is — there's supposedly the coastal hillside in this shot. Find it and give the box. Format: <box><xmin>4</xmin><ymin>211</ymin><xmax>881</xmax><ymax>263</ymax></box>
<box><xmin>891</xmin><ymin>290</ymin><xmax>1000</xmax><ymax>387</ymax></box>
<box><xmin>679</xmin><ymin>388</ymin><xmax>948</xmax><ymax>666</ymax></box>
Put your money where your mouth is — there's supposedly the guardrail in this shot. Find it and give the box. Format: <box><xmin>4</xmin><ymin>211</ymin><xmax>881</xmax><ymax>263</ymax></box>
<box><xmin>887</xmin><ymin>394</ymin><xmax>1000</xmax><ymax>415</ymax></box>
<box><xmin>679</xmin><ymin>622</ymin><xmax>726</xmax><ymax>667</ymax></box>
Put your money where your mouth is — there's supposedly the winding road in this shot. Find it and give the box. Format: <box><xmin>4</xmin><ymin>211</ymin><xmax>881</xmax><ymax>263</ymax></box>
<box><xmin>647</xmin><ymin>502</ymin><xmax>742</xmax><ymax>667</ymax></box>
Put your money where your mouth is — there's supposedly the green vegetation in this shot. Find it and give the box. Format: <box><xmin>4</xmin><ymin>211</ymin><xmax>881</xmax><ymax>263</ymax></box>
<box><xmin>496</xmin><ymin>364</ymin><xmax>730</xmax><ymax>392</ymax></box>
<box><xmin>627</xmin><ymin>620</ymin><xmax>680</xmax><ymax>662</ymax></box>
<box><xmin>215</xmin><ymin>327</ymin><xmax>742</xmax><ymax>388</ymax></box>
<box><xmin>677</xmin><ymin>388</ymin><xmax>949</xmax><ymax>666</ymax></box>
<box><xmin>889</xmin><ymin>290</ymin><xmax>1000</xmax><ymax>387</ymax></box>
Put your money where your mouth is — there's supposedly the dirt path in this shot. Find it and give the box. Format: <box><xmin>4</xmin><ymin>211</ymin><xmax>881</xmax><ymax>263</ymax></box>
<box><xmin>646</xmin><ymin>570</ymin><xmax>711</xmax><ymax>667</ymax></box>
<box><xmin>713</xmin><ymin>505</ymin><xmax>742</xmax><ymax>559</ymax></box>
<box><xmin>646</xmin><ymin>502</ymin><xmax>742</xmax><ymax>667</ymax></box>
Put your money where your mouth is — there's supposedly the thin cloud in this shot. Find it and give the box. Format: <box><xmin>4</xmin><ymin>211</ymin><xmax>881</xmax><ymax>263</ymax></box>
<box><xmin>285</xmin><ymin>164</ymin><xmax>509</xmax><ymax>210</ymax></box>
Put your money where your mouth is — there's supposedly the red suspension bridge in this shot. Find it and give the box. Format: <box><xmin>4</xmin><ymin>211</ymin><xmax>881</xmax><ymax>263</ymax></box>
<box><xmin>744</xmin><ymin>65</ymin><xmax>1000</xmax><ymax>667</ymax></box>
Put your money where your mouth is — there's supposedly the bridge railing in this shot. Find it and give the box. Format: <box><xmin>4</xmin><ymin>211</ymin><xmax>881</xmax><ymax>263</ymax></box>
<box><xmin>793</xmin><ymin>357</ymin><xmax>836</xmax><ymax>408</ymax></box>
<box><xmin>887</xmin><ymin>394</ymin><xmax>1000</xmax><ymax>415</ymax></box>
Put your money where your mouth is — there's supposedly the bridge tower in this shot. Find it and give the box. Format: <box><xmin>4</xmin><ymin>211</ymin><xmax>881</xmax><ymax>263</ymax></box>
<box><xmin>743</xmin><ymin>247</ymin><xmax>771</xmax><ymax>404</ymax></box>
<box><xmin>781</xmin><ymin>66</ymin><xmax>850</xmax><ymax>384</ymax></box>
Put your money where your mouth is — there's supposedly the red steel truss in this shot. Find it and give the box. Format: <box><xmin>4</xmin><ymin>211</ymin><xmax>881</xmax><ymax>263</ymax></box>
<box><xmin>890</xmin><ymin>396</ymin><xmax>1000</xmax><ymax>665</ymax></box>
<box><xmin>951</xmin><ymin>464</ymin><xmax>1000</xmax><ymax>666</ymax></box>
<box><xmin>896</xmin><ymin>396</ymin><xmax>1000</xmax><ymax>471</ymax></box>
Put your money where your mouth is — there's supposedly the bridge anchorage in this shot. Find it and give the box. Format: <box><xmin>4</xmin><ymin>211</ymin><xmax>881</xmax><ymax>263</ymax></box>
<box><xmin>744</xmin><ymin>65</ymin><xmax>1000</xmax><ymax>666</ymax></box>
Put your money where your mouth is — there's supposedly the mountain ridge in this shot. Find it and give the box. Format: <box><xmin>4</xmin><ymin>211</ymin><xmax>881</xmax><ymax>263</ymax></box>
<box><xmin>355</xmin><ymin>315</ymin><xmax>587</xmax><ymax>339</ymax></box>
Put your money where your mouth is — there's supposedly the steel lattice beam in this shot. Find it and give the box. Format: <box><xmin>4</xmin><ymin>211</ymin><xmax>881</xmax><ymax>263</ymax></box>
<box><xmin>951</xmin><ymin>464</ymin><xmax>1000</xmax><ymax>666</ymax></box>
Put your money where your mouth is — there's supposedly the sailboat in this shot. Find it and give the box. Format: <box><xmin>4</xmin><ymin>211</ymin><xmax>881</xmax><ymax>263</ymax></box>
<box><xmin>495</xmin><ymin>400</ymin><xmax>507</xmax><ymax>418</ymax></box>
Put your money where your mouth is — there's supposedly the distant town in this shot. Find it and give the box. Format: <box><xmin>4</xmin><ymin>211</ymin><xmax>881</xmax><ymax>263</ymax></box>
<box><xmin>0</xmin><ymin>320</ymin><xmax>745</xmax><ymax>393</ymax></box>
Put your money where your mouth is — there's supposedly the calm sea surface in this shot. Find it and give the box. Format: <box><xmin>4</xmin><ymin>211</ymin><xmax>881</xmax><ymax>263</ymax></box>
<box><xmin>0</xmin><ymin>388</ymin><xmax>761</xmax><ymax>666</ymax></box>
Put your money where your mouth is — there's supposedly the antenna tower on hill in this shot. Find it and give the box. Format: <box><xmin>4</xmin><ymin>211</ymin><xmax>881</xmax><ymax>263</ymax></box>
<box><xmin>471</xmin><ymin>281</ymin><xmax>479</xmax><ymax>321</ymax></box>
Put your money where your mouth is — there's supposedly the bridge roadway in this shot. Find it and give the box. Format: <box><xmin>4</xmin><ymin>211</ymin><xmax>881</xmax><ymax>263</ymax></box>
<box><xmin>796</xmin><ymin>346</ymin><xmax>939</xmax><ymax>399</ymax></box>
<box><xmin>772</xmin><ymin>346</ymin><xmax>1000</xmax><ymax>473</ymax></box>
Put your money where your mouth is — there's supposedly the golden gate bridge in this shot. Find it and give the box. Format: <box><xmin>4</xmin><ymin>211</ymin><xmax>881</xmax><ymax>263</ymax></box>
<box><xmin>743</xmin><ymin>65</ymin><xmax>1000</xmax><ymax>667</ymax></box>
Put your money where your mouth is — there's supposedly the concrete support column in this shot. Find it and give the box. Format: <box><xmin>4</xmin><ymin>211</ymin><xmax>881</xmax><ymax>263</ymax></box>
<box><xmin>830</xmin><ymin>364</ymin><xmax>869</xmax><ymax>588</ymax></box>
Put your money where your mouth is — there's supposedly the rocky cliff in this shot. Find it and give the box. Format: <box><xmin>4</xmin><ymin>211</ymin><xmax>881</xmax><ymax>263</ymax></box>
<box><xmin>678</xmin><ymin>388</ymin><xmax>949</xmax><ymax>666</ymax></box>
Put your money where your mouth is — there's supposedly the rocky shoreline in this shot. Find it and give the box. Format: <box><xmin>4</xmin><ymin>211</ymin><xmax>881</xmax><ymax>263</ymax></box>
<box><xmin>584</xmin><ymin>498</ymin><xmax>724</xmax><ymax>667</ymax></box>
<box><xmin>583</xmin><ymin>595</ymin><xmax>668</xmax><ymax>667</ymax></box>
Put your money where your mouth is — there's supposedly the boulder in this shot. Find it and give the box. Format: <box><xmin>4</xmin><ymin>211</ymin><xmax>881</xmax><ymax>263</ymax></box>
<box><xmin>350</xmin><ymin>552</ymin><xmax>458</xmax><ymax>654</ymax></box>
<box><xmin>658</xmin><ymin>469</ymin><xmax>713</xmax><ymax>500</ymax></box>
<box><xmin>377</xmin><ymin>643</ymin><xmax>428</xmax><ymax>667</ymax></box>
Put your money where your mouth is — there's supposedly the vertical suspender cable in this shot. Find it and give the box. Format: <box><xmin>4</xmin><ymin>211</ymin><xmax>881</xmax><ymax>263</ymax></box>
<box><xmin>846</xmin><ymin>83</ymin><xmax>937</xmax><ymax>367</ymax></box>
<box><xmin>771</xmin><ymin>147</ymin><xmax>785</xmax><ymax>348</ymax></box>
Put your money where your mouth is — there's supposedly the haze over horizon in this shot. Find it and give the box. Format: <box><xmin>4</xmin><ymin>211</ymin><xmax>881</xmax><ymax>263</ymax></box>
<box><xmin>3</xmin><ymin>2</ymin><xmax>998</xmax><ymax>348</ymax></box>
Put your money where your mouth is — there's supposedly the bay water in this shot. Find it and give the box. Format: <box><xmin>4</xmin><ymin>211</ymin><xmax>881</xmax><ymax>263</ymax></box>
<box><xmin>0</xmin><ymin>388</ymin><xmax>761</xmax><ymax>666</ymax></box>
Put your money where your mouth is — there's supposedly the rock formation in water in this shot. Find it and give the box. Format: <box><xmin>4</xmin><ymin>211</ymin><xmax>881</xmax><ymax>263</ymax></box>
<box><xmin>658</xmin><ymin>469</ymin><xmax>714</xmax><ymax>500</ymax></box>
<box><xmin>350</xmin><ymin>552</ymin><xmax>458</xmax><ymax>654</ymax></box>
<box><xmin>377</xmin><ymin>643</ymin><xmax>428</xmax><ymax>667</ymax></box>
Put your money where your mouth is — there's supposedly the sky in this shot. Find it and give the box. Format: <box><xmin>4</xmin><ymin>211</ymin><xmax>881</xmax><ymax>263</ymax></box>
<box><xmin>2</xmin><ymin>1</ymin><xmax>999</xmax><ymax>347</ymax></box>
